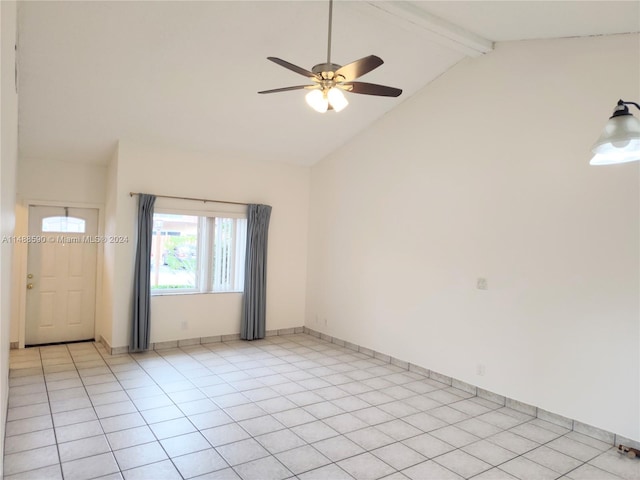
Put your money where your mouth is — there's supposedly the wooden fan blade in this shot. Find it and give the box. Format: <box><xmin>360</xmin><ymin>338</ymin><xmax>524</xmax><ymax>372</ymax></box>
<box><xmin>258</xmin><ymin>85</ymin><xmax>314</xmax><ymax>94</ymax></box>
<box><xmin>342</xmin><ymin>81</ymin><xmax>402</xmax><ymax>97</ymax></box>
<box><xmin>335</xmin><ymin>55</ymin><xmax>383</xmax><ymax>81</ymax></box>
<box><xmin>267</xmin><ymin>57</ymin><xmax>318</xmax><ymax>79</ymax></box>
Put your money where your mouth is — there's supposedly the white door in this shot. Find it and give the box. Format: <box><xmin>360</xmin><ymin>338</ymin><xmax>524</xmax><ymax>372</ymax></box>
<box><xmin>26</xmin><ymin>206</ymin><xmax>98</xmax><ymax>345</ymax></box>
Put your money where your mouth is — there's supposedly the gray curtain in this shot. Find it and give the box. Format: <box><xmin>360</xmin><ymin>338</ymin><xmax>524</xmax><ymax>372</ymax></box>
<box><xmin>241</xmin><ymin>204</ymin><xmax>272</xmax><ymax>340</ymax></box>
<box><xmin>131</xmin><ymin>194</ymin><xmax>156</xmax><ymax>352</ymax></box>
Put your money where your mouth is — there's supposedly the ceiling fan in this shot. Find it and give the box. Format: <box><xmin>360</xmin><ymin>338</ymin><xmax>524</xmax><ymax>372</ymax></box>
<box><xmin>258</xmin><ymin>0</ymin><xmax>402</xmax><ymax>113</ymax></box>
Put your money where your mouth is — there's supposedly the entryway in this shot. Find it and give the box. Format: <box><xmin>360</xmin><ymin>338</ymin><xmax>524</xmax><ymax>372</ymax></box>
<box><xmin>25</xmin><ymin>205</ymin><xmax>98</xmax><ymax>346</ymax></box>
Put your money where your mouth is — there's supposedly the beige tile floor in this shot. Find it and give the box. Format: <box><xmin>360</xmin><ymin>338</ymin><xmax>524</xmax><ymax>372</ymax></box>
<box><xmin>3</xmin><ymin>334</ymin><xmax>639</xmax><ymax>480</ymax></box>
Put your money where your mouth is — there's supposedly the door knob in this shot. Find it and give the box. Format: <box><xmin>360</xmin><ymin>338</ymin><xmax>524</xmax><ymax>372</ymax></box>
<box><xmin>27</xmin><ymin>283</ymin><xmax>33</xmax><ymax>290</ymax></box>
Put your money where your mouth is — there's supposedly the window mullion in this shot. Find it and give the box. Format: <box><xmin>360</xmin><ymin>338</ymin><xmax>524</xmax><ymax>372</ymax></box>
<box><xmin>196</xmin><ymin>217</ymin><xmax>205</xmax><ymax>293</ymax></box>
<box><xmin>205</xmin><ymin>217</ymin><xmax>214</xmax><ymax>292</ymax></box>
<box><xmin>229</xmin><ymin>219</ymin><xmax>237</xmax><ymax>290</ymax></box>
<box><xmin>235</xmin><ymin>218</ymin><xmax>247</xmax><ymax>292</ymax></box>
<box><xmin>213</xmin><ymin>218</ymin><xmax>219</xmax><ymax>291</ymax></box>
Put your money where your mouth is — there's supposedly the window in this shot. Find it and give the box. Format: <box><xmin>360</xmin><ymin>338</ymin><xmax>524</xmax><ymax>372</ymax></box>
<box><xmin>42</xmin><ymin>216</ymin><xmax>86</xmax><ymax>233</ymax></box>
<box><xmin>212</xmin><ymin>217</ymin><xmax>247</xmax><ymax>291</ymax></box>
<box><xmin>150</xmin><ymin>212</ymin><xmax>246</xmax><ymax>294</ymax></box>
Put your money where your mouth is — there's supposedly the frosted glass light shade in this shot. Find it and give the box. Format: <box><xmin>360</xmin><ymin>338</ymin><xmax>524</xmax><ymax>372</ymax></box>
<box><xmin>590</xmin><ymin>113</ymin><xmax>640</xmax><ymax>165</ymax></box>
<box><xmin>327</xmin><ymin>87</ymin><xmax>348</xmax><ymax>112</ymax></box>
<box><xmin>305</xmin><ymin>90</ymin><xmax>328</xmax><ymax>113</ymax></box>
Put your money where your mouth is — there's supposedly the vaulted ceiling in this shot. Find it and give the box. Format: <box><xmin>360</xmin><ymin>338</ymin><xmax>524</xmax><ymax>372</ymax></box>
<box><xmin>17</xmin><ymin>1</ymin><xmax>640</xmax><ymax>166</ymax></box>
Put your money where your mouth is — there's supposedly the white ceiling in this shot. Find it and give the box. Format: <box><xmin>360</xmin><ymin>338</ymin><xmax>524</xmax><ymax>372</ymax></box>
<box><xmin>17</xmin><ymin>1</ymin><xmax>640</xmax><ymax>167</ymax></box>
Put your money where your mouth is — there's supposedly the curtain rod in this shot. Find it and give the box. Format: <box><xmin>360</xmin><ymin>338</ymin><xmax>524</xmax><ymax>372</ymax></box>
<box><xmin>129</xmin><ymin>192</ymin><xmax>248</xmax><ymax>207</ymax></box>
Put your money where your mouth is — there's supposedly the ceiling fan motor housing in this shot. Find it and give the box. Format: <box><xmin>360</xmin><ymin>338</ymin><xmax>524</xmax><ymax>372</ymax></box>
<box><xmin>312</xmin><ymin>63</ymin><xmax>342</xmax><ymax>77</ymax></box>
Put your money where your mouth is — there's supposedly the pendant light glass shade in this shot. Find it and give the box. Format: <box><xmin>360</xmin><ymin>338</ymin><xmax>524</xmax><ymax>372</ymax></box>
<box><xmin>305</xmin><ymin>89</ymin><xmax>328</xmax><ymax>113</ymax></box>
<box><xmin>305</xmin><ymin>88</ymin><xmax>349</xmax><ymax>113</ymax></box>
<box><xmin>327</xmin><ymin>87</ymin><xmax>348</xmax><ymax>112</ymax></box>
<box><xmin>590</xmin><ymin>101</ymin><xmax>640</xmax><ymax>165</ymax></box>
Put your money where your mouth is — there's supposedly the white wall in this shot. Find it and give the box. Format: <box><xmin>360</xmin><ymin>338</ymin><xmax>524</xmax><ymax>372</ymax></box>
<box><xmin>106</xmin><ymin>142</ymin><xmax>309</xmax><ymax>347</ymax></box>
<box><xmin>1</xmin><ymin>0</ymin><xmax>18</xmax><ymax>471</ymax></box>
<box><xmin>17</xmin><ymin>158</ymin><xmax>106</xmax><ymax>205</ymax></box>
<box><xmin>12</xmin><ymin>144</ymin><xmax>310</xmax><ymax>349</ymax></box>
<box><xmin>306</xmin><ymin>33</ymin><xmax>639</xmax><ymax>440</ymax></box>
<box><xmin>101</xmin><ymin>151</ymin><xmax>118</xmax><ymax>347</ymax></box>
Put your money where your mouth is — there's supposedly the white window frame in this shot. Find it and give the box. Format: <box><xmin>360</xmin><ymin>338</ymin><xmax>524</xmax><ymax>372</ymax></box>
<box><xmin>150</xmin><ymin>209</ymin><xmax>246</xmax><ymax>296</ymax></box>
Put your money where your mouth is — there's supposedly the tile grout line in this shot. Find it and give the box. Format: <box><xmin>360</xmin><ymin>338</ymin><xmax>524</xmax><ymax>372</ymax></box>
<box><xmin>168</xmin><ymin>345</ymin><xmax>276</xmax><ymax>478</ymax></box>
<box><xmin>177</xmin><ymin>337</ymin><xmax>542</xmax><ymax>478</ymax></box>
<box><xmin>11</xmin><ymin>337</ymin><xmax>614</xmax><ymax>480</ymax></box>
<box><xmin>67</xmin><ymin>342</ymin><xmax>123</xmax><ymax>478</ymax></box>
<box><xmin>251</xmin><ymin>336</ymin><xmax>618</xmax><ymax>479</ymax></box>
<box><xmin>5</xmin><ymin>334</ymin><xmax>631</xmax><ymax>480</ymax></box>
<box><xmin>181</xmin><ymin>339</ymin><xmax>316</xmax><ymax>476</ymax></box>
<box><xmin>179</xmin><ymin>336</ymin><xmax>343</xmax><ymax>477</ymax></box>
<box><xmin>42</xmin><ymin>345</ymin><xmax>64</xmax><ymax>478</ymax></box>
<box><xmin>100</xmin><ymin>342</ymin><xmax>204</xmax><ymax>479</ymax></box>
<box><xmin>40</xmin><ymin>343</ymin><xmax>118</xmax><ymax>478</ymax></box>
<box><xmin>4</xmin><ymin>346</ymin><xmax>62</xmax><ymax>478</ymax></box>
<box><xmin>173</xmin><ymin>336</ymin><xmax>385</xmax><ymax>477</ymax></box>
<box><xmin>306</xmin><ymin>328</ymin><xmax>625</xmax><ymax>448</ymax></box>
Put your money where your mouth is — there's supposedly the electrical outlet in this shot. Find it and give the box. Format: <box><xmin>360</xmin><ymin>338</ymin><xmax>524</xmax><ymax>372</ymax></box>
<box><xmin>323</xmin><ymin>317</ymin><xmax>327</xmax><ymax>326</ymax></box>
<box><xmin>476</xmin><ymin>277</ymin><xmax>488</xmax><ymax>290</ymax></box>
<box><xmin>180</xmin><ymin>320</ymin><xmax>188</xmax><ymax>330</ymax></box>
<box><xmin>315</xmin><ymin>314</ymin><xmax>319</xmax><ymax>324</ymax></box>
<box><xmin>476</xmin><ymin>363</ymin><xmax>486</xmax><ymax>376</ymax></box>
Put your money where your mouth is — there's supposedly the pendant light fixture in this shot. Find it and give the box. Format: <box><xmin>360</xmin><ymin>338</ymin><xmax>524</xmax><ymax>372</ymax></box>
<box><xmin>590</xmin><ymin>100</ymin><xmax>640</xmax><ymax>165</ymax></box>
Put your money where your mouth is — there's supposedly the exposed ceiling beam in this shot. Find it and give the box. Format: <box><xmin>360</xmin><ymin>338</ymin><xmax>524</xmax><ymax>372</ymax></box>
<box><xmin>352</xmin><ymin>1</ymin><xmax>494</xmax><ymax>58</ymax></box>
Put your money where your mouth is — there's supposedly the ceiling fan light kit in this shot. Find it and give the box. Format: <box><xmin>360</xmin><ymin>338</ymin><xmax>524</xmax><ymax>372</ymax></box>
<box><xmin>590</xmin><ymin>99</ymin><xmax>640</xmax><ymax>165</ymax></box>
<box><xmin>305</xmin><ymin>87</ymin><xmax>348</xmax><ymax>113</ymax></box>
<box><xmin>259</xmin><ymin>0</ymin><xmax>402</xmax><ymax>113</ymax></box>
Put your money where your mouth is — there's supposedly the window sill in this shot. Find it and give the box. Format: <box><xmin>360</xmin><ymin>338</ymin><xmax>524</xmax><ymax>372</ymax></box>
<box><xmin>151</xmin><ymin>290</ymin><xmax>243</xmax><ymax>297</ymax></box>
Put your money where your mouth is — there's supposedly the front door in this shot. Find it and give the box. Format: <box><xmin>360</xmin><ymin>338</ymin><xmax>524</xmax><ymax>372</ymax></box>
<box><xmin>25</xmin><ymin>206</ymin><xmax>98</xmax><ymax>345</ymax></box>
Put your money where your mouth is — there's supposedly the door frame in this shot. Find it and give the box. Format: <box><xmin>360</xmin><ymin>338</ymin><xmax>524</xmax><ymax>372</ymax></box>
<box><xmin>15</xmin><ymin>199</ymin><xmax>104</xmax><ymax>348</ymax></box>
